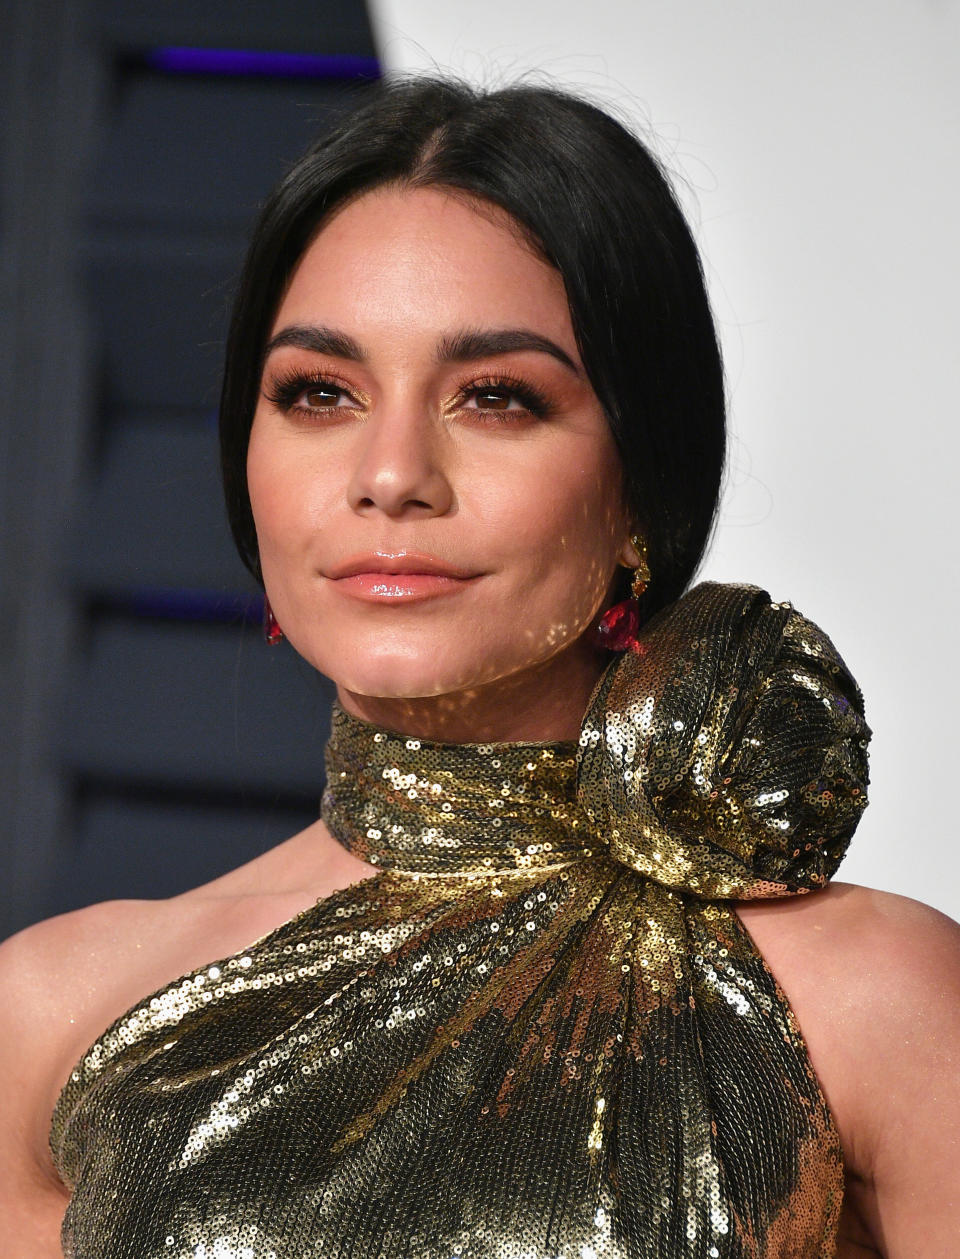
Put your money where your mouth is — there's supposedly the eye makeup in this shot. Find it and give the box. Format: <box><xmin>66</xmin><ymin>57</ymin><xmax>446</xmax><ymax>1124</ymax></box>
<box><xmin>261</xmin><ymin>366</ymin><xmax>555</xmax><ymax>423</ymax></box>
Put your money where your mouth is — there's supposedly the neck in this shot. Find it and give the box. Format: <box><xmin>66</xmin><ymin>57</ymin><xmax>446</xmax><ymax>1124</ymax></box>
<box><xmin>335</xmin><ymin>636</ymin><xmax>613</xmax><ymax>744</ymax></box>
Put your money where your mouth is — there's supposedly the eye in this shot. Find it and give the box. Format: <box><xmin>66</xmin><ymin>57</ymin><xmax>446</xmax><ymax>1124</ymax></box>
<box><xmin>466</xmin><ymin>386</ymin><xmax>524</xmax><ymax>412</ymax></box>
<box><xmin>455</xmin><ymin>376</ymin><xmax>552</xmax><ymax>421</ymax></box>
<box><xmin>297</xmin><ymin>382</ymin><xmax>350</xmax><ymax>409</ymax></box>
<box><xmin>263</xmin><ymin>370</ymin><xmax>359</xmax><ymax>415</ymax></box>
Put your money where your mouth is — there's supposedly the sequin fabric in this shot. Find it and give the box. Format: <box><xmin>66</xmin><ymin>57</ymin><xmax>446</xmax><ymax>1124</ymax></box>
<box><xmin>50</xmin><ymin>581</ymin><xmax>870</xmax><ymax>1258</ymax></box>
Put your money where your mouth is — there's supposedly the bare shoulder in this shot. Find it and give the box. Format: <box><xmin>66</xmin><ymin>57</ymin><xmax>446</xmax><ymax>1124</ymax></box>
<box><xmin>737</xmin><ymin>879</ymin><xmax>960</xmax><ymax>1083</ymax></box>
<box><xmin>0</xmin><ymin>895</ymin><xmax>173</xmax><ymax>1060</ymax></box>
<box><xmin>0</xmin><ymin>820</ymin><xmax>371</xmax><ymax>1185</ymax></box>
<box><xmin>0</xmin><ymin>893</ymin><xmax>242</xmax><ymax>1251</ymax></box>
<box><xmin>0</xmin><ymin>898</ymin><xmax>177</xmax><ymax>1252</ymax></box>
<box><xmin>737</xmin><ymin>879</ymin><xmax>960</xmax><ymax>1012</ymax></box>
<box><xmin>0</xmin><ymin>897</ymin><xmax>190</xmax><ymax>1149</ymax></box>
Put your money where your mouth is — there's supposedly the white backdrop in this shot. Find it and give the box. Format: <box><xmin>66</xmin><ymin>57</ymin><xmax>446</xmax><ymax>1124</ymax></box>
<box><xmin>369</xmin><ymin>0</ymin><xmax>960</xmax><ymax>921</ymax></box>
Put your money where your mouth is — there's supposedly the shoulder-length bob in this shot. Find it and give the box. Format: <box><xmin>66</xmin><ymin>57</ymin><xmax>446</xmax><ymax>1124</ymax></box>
<box><xmin>219</xmin><ymin>74</ymin><xmax>726</xmax><ymax>623</ymax></box>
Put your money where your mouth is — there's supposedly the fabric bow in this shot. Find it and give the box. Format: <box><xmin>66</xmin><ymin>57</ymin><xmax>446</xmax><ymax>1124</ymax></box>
<box><xmin>577</xmin><ymin>581</ymin><xmax>871</xmax><ymax>899</ymax></box>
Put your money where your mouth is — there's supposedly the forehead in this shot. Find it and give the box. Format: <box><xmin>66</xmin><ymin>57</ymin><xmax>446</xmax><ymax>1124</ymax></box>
<box><xmin>272</xmin><ymin>184</ymin><xmax>573</xmax><ymax>342</ymax></box>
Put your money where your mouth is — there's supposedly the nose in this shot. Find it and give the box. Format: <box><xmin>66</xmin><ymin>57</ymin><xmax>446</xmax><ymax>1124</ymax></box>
<box><xmin>346</xmin><ymin>395</ymin><xmax>454</xmax><ymax>520</ymax></box>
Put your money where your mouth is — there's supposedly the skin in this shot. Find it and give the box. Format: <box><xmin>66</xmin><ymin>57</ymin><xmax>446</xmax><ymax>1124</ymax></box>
<box><xmin>246</xmin><ymin>183</ymin><xmax>637</xmax><ymax>744</ymax></box>
<box><xmin>1</xmin><ymin>182</ymin><xmax>958</xmax><ymax>1258</ymax></box>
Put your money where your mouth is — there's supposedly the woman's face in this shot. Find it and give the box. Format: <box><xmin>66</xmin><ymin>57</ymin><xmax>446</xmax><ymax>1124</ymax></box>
<box><xmin>247</xmin><ymin>183</ymin><xmax>633</xmax><ymax>737</ymax></box>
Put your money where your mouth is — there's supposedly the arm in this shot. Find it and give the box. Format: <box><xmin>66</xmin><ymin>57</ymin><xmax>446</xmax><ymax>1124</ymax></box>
<box><xmin>842</xmin><ymin>892</ymin><xmax>960</xmax><ymax>1254</ymax></box>
<box><xmin>0</xmin><ymin>922</ymin><xmax>73</xmax><ymax>1257</ymax></box>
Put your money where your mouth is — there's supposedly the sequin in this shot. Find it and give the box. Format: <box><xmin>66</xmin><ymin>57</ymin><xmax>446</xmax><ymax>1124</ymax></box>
<box><xmin>50</xmin><ymin>582</ymin><xmax>870</xmax><ymax>1257</ymax></box>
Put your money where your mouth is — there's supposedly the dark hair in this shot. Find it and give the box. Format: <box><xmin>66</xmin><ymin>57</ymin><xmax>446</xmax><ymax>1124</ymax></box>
<box><xmin>219</xmin><ymin>74</ymin><xmax>726</xmax><ymax>621</ymax></box>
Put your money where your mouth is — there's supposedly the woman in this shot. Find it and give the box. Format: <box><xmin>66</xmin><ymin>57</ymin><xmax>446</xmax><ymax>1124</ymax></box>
<box><xmin>2</xmin><ymin>75</ymin><xmax>958</xmax><ymax>1258</ymax></box>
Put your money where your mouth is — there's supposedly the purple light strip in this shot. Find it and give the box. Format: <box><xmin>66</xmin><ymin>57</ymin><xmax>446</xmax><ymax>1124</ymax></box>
<box><xmin>144</xmin><ymin>47</ymin><xmax>380</xmax><ymax>81</ymax></box>
<box><xmin>109</xmin><ymin>587</ymin><xmax>265</xmax><ymax>626</ymax></box>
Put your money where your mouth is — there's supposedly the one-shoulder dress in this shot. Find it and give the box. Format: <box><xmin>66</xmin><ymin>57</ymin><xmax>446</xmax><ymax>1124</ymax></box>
<box><xmin>49</xmin><ymin>582</ymin><xmax>870</xmax><ymax>1258</ymax></box>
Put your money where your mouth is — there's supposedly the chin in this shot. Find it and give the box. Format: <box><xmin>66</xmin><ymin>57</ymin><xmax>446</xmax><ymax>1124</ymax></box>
<box><xmin>315</xmin><ymin>636</ymin><xmax>542</xmax><ymax>701</ymax></box>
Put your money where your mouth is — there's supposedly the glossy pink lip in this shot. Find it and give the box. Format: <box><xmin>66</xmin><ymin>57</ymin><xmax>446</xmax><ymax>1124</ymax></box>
<box><xmin>332</xmin><ymin>572</ymin><xmax>478</xmax><ymax>602</ymax></box>
<box><xmin>327</xmin><ymin>551</ymin><xmax>478</xmax><ymax>580</ymax></box>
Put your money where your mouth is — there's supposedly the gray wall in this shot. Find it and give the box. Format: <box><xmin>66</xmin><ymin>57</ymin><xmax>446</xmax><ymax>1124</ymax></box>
<box><xmin>1</xmin><ymin>0</ymin><xmax>379</xmax><ymax>937</ymax></box>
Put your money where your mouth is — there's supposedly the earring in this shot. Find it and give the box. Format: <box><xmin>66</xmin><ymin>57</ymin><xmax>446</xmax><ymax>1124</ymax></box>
<box><xmin>263</xmin><ymin>595</ymin><xmax>284</xmax><ymax>645</ymax></box>
<box><xmin>591</xmin><ymin>533</ymin><xmax>651</xmax><ymax>652</ymax></box>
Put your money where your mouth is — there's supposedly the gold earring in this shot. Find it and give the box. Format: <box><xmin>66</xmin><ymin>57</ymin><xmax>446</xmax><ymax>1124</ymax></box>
<box><xmin>626</xmin><ymin>533</ymin><xmax>651</xmax><ymax>598</ymax></box>
<box><xmin>594</xmin><ymin>533</ymin><xmax>653</xmax><ymax>652</ymax></box>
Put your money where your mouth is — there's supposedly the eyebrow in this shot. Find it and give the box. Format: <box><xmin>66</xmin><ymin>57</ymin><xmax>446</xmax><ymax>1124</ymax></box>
<box><xmin>262</xmin><ymin>323</ymin><xmax>581</xmax><ymax>375</ymax></box>
<box><xmin>438</xmin><ymin>328</ymin><xmax>580</xmax><ymax>375</ymax></box>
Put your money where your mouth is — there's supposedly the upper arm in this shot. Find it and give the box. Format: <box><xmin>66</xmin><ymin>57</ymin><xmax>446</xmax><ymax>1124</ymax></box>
<box><xmin>0</xmin><ymin>921</ymin><xmax>74</xmax><ymax>1254</ymax></box>
<box><xmin>838</xmin><ymin>891</ymin><xmax>960</xmax><ymax>1255</ymax></box>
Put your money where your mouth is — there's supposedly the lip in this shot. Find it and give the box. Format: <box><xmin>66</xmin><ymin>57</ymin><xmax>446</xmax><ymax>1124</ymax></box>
<box><xmin>332</xmin><ymin>572</ymin><xmax>479</xmax><ymax>602</ymax></box>
<box><xmin>327</xmin><ymin>551</ymin><xmax>479</xmax><ymax>580</ymax></box>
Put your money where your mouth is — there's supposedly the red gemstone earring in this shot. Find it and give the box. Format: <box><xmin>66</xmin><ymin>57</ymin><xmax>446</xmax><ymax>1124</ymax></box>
<box><xmin>592</xmin><ymin>533</ymin><xmax>651</xmax><ymax>652</ymax></box>
<box><xmin>263</xmin><ymin>595</ymin><xmax>284</xmax><ymax>645</ymax></box>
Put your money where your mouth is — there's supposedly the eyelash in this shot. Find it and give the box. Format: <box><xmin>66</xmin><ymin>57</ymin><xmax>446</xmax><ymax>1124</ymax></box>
<box><xmin>262</xmin><ymin>368</ymin><xmax>553</xmax><ymax>423</ymax></box>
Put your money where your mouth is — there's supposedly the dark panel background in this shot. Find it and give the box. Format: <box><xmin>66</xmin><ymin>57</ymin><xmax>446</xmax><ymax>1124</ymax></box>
<box><xmin>0</xmin><ymin>0</ymin><xmax>380</xmax><ymax>937</ymax></box>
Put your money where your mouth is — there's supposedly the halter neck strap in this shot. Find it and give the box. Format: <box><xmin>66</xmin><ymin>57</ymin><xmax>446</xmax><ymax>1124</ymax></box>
<box><xmin>321</xmin><ymin>706</ymin><xmax>593</xmax><ymax>876</ymax></box>
<box><xmin>322</xmin><ymin>582</ymin><xmax>871</xmax><ymax>898</ymax></box>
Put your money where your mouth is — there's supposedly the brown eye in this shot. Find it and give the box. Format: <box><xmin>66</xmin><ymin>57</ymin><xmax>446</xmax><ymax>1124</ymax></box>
<box><xmin>302</xmin><ymin>385</ymin><xmax>344</xmax><ymax>408</ymax></box>
<box><xmin>452</xmin><ymin>377</ymin><xmax>552</xmax><ymax>423</ymax></box>
<box><xmin>473</xmin><ymin>388</ymin><xmax>514</xmax><ymax>411</ymax></box>
<box><xmin>263</xmin><ymin>369</ymin><xmax>362</xmax><ymax>417</ymax></box>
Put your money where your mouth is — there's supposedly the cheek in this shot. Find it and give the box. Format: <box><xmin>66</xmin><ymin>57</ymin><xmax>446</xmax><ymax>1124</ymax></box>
<box><xmin>488</xmin><ymin>444</ymin><xmax>627</xmax><ymax>598</ymax></box>
<box><xmin>555</xmin><ymin>448</ymin><xmax>624</xmax><ymax>548</ymax></box>
<box><xmin>246</xmin><ymin>423</ymin><xmax>313</xmax><ymax>556</ymax></box>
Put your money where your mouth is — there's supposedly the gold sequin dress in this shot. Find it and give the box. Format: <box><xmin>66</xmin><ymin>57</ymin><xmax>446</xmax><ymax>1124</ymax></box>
<box><xmin>50</xmin><ymin>582</ymin><xmax>871</xmax><ymax>1258</ymax></box>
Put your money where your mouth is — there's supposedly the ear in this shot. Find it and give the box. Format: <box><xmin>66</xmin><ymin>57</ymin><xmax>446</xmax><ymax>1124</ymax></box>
<box><xmin>619</xmin><ymin>533</ymin><xmax>643</xmax><ymax>568</ymax></box>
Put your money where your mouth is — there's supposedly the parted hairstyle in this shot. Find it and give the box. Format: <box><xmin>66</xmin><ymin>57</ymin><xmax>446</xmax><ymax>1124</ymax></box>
<box><xmin>219</xmin><ymin>74</ymin><xmax>726</xmax><ymax>623</ymax></box>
